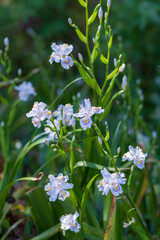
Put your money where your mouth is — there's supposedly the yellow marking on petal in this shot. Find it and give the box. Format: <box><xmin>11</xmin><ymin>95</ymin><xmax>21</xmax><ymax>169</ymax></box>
<box><xmin>114</xmin><ymin>185</ymin><xmax>118</xmax><ymax>191</ymax></box>
<box><xmin>138</xmin><ymin>160</ymin><xmax>142</xmax><ymax>164</ymax></box>
<box><xmin>23</xmin><ymin>92</ymin><xmax>26</xmax><ymax>96</ymax></box>
<box><xmin>47</xmin><ymin>187</ymin><xmax>52</xmax><ymax>191</ymax></box>
<box><xmin>83</xmin><ymin>118</ymin><xmax>88</xmax><ymax>124</ymax></box>
<box><xmin>65</xmin><ymin>59</ymin><xmax>69</xmax><ymax>63</ymax></box>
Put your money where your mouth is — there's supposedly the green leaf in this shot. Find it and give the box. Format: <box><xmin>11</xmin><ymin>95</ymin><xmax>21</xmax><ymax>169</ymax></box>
<box><xmin>30</xmin><ymin>224</ymin><xmax>60</xmax><ymax>240</ymax></box>
<box><xmin>9</xmin><ymin>136</ymin><xmax>48</xmax><ymax>183</ymax></box>
<box><xmin>83</xmin><ymin>223</ymin><xmax>104</xmax><ymax>240</ymax></box>
<box><xmin>1</xmin><ymin>218</ymin><xmax>24</xmax><ymax>240</ymax></box>
<box><xmin>103</xmin><ymin>192</ymin><xmax>112</xmax><ymax>229</ymax></box>
<box><xmin>0</xmin><ymin>95</ymin><xmax>8</xmax><ymax>105</ymax></box>
<box><xmin>111</xmin><ymin>121</ymin><xmax>121</xmax><ymax>156</ymax></box>
<box><xmin>74</xmin><ymin>160</ymin><xmax>129</xmax><ymax>172</ymax></box>
<box><xmin>104</xmin><ymin>199</ymin><xmax>123</xmax><ymax>240</ymax></box>
<box><xmin>74</xmin><ymin>61</ymin><xmax>101</xmax><ymax>96</ymax></box>
<box><xmin>25</xmin><ymin>186</ymin><xmax>57</xmax><ymax>233</ymax></box>
<box><xmin>79</xmin><ymin>0</ymin><xmax>86</xmax><ymax>8</ymax></box>
<box><xmin>102</xmin><ymin>74</ymin><xmax>118</xmax><ymax>107</ymax></box>
<box><xmin>79</xmin><ymin>174</ymin><xmax>99</xmax><ymax>239</ymax></box>
<box><xmin>100</xmin><ymin>90</ymin><xmax>124</xmax><ymax>121</ymax></box>
<box><xmin>107</xmin><ymin>68</ymin><xmax>118</xmax><ymax>81</ymax></box>
<box><xmin>88</xmin><ymin>4</ymin><xmax>100</xmax><ymax>25</ymax></box>
<box><xmin>100</xmin><ymin>53</ymin><xmax>108</xmax><ymax>64</ymax></box>
<box><xmin>121</xmin><ymin>198</ymin><xmax>151</xmax><ymax>240</ymax></box>
<box><xmin>72</xmin><ymin>24</ymin><xmax>87</xmax><ymax>44</ymax></box>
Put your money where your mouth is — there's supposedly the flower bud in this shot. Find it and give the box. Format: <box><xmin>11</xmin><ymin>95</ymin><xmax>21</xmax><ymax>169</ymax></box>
<box><xmin>113</xmin><ymin>58</ymin><xmax>117</xmax><ymax>67</ymax></box>
<box><xmin>107</xmin><ymin>0</ymin><xmax>111</xmax><ymax>8</ymax></box>
<box><xmin>119</xmin><ymin>63</ymin><xmax>125</xmax><ymax>72</ymax></box>
<box><xmin>68</xmin><ymin>18</ymin><xmax>72</xmax><ymax>25</ymax></box>
<box><xmin>117</xmin><ymin>147</ymin><xmax>121</xmax><ymax>154</ymax></box>
<box><xmin>78</xmin><ymin>52</ymin><xmax>83</xmax><ymax>62</ymax></box>
<box><xmin>98</xmin><ymin>137</ymin><xmax>102</xmax><ymax>145</ymax></box>
<box><xmin>4</xmin><ymin>37</ymin><xmax>9</xmax><ymax>47</ymax></box>
<box><xmin>122</xmin><ymin>75</ymin><xmax>127</xmax><ymax>90</ymax></box>
<box><xmin>98</xmin><ymin>7</ymin><xmax>103</xmax><ymax>22</ymax></box>
<box><xmin>17</xmin><ymin>68</ymin><xmax>22</xmax><ymax>77</ymax></box>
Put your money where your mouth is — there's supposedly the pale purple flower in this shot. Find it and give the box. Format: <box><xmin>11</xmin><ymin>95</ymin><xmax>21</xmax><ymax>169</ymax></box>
<box><xmin>74</xmin><ymin>98</ymin><xmax>104</xmax><ymax>130</ymax></box>
<box><xmin>14</xmin><ymin>81</ymin><xmax>36</xmax><ymax>101</ymax></box>
<box><xmin>122</xmin><ymin>145</ymin><xmax>147</xmax><ymax>169</ymax></box>
<box><xmin>44</xmin><ymin>173</ymin><xmax>73</xmax><ymax>202</ymax></box>
<box><xmin>49</xmin><ymin>43</ymin><xmax>73</xmax><ymax>69</ymax></box>
<box><xmin>60</xmin><ymin>212</ymin><xmax>81</xmax><ymax>235</ymax></box>
<box><xmin>26</xmin><ymin>102</ymin><xmax>51</xmax><ymax>128</ymax></box>
<box><xmin>98</xmin><ymin>169</ymin><xmax>126</xmax><ymax>197</ymax></box>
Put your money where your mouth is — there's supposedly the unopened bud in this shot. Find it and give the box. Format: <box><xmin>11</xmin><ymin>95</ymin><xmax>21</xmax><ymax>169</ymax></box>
<box><xmin>77</xmin><ymin>92</ymin><xmax>81</xmax><ymax>98</ymax></box>
<box><xmin>17</xmin><ymin>68</ymin><xmax>22</xmax><ymax>77</ymax></box>
<box><xmin>4</xmin><ymin>37</ymin><xmax>9</xmax><ymax>47</ymax></box>
<box><xmin>104</xmin><ymin>12</ymin><xmax>108</xmax><ymax>19</ymax></box>
<box><xmin>122</xmin><ymin>75</ymin><xmax>127</xmax><ymax>90</ymax></box>
<box><xmin>92</xmin><ymin>37</ymin><xmax>95</xmax><ymax>44</ymax></box>
<box><xmin>68</xmin><ymin>18</ymin><xmax>72</xmax><ymax>25</ymax></box>
<box><xmin>78</xmin><ymin>52</ymin><xmax>83</xmax><ymax>62</ymax></box>
<box><xmin>113</xmin><ymin>58</ymin><xmax>117</xmax><ymax>67</ymax></box>
<box><xmin>98</xmin><ymin>137</ymin><xmax>102</xmax><ymax>145</ymax></box>
<box><xmin>119</xmin><ymin>63</ymin><xmax>125</xmax><ymax>72</ymax></box>
<box><xmin>107</xmin><ymin>0</ymin><xmax>111</xmax><ymax>8</ymax></box>
<box><xmin>98</xmin><ymin>7</ymin><xmax>103</xmax><ymax>22</ymax></box>
<box><xmin>117</xmin><ymin>147</ymin><xmax>121</xmax><ymax>154</ymax></box>
<box><xmin>98</xmin><ymin>25</ymin><xmax>101</xmax><ymax>32</ymax></box>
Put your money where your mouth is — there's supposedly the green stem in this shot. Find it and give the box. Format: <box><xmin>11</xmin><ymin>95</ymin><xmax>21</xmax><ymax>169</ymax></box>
<box><xmin>124</xmin><ymin>190</ymin><xmax>152</xmax><ymax>239</ymax></box>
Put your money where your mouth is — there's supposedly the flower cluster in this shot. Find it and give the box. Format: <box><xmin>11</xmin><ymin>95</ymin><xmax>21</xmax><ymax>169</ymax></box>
<box><xmin>60</xmin><ymin>212</ymin><xmax>81</xmax><ymax>235</ymax></box>
<box><xmin>44</xmin><ymin>173</ymin><xmax>73</xmax><ymax>202</ymax></box>
<box><xmin>14</xmin><ymin>81</ymin><xmax>36</xmax><ymax>101</ymax></box>
<box><xmin>49</xmin><ymin>43</ymin><xmax>73</xmax><ymax>70</ymax></box>
<box><xmin>26</xmin><ymin>102</ymin><xmax>51</xmax><ymax>128</ymax></box>
<box><xmin>53</xmin><ymin>103</ymin><xmax>75</xmax><ymax>127</ymax></box>
<box><xmin>122</xmin><ymin>145</ymin><xmax>147</xmax><ymax>169</ymax></box>
<box><xmin>74</xmin><ymin>98</ymin><xmax>104</xmax><ymax>130</ymax></box>
<box><xmin>98</xmin><ymin>168</ymin><xmax>126</xmax><ymax>197</ymax></box>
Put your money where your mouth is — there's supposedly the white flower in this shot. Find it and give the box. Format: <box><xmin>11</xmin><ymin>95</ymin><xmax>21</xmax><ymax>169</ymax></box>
<box><xmin>60</xmin><ymin>212</ymin><xmax>81</xmax><ymax>235</ymax></box>
<box><xmin>44</xmin><ymin>173</ymin><xmax>73</xmax><ymax>202</ymax></box>
<box><xmin>122</xmin><ymin>145</ymin><xmax>148</xmax><ymax>169</ymax></box>
<box><xmin>26</xmin><ymin>102</ymin><xmax>51</xmax><ymax>128</ymax></box>
<box><xmin>98</xmin><ymin>169</ymin><xmax>126</xmax><ymax>197</ymax></box>
<box><xmin>74</xmin><ymin>98</ymin><xmax>104</xmax><ymax>130</ymax></box>
<box><xmin>123</xmin><ymin>217</ymin><xmax>135</xmax><ymax>228</ymax></box>
<box><xmin>49</xmin><ymin>43</ymin><xmax>73</xmax><ymax>69</ymax></box>
<box><xmin>14</xmin><ymin>81</ymin><xmax>36</xmax><ymax>101</ymax></box>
